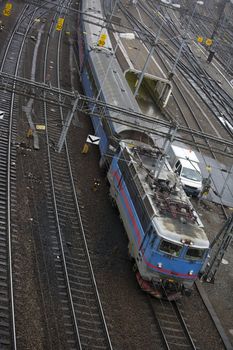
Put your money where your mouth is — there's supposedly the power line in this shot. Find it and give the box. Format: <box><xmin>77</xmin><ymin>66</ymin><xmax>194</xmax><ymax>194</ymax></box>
<box><xmin>1</xmin><ymin>71</ymin><xmax>232</xmax><ymax>158</ymax></box>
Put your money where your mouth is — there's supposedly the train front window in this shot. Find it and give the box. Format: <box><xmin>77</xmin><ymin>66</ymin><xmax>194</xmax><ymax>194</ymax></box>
<box><xmin>159</xmin><ymin>240</ymin><xmax>182</xmax><ymax>257</ymax></box>
<box><xmin>185</xmin><ymin>247</ymin><xmax>205</xmax><ymax>260</ymax></box>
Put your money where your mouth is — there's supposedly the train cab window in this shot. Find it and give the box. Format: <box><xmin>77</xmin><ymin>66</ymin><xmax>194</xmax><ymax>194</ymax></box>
<box><xmin>159</xmin><ymin>239</ymin><xmax>182</xmax><ymax>257</ymax></box>
<box><xmin>185</xmin><ymin>248</ymin><xmax>205</xmax><ymax>260</ymax></box>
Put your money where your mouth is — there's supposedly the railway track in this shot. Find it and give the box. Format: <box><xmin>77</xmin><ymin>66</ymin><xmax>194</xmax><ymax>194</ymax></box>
<box><xmin>117</xmin><ymin>2</ymin><xmax>229</xmax><ymax>145</ymax></box>
<box><xmin>1</xmin><ymin>1</ymin><xmax>114</xmax><ymax>347</ymax></box>
<box><xmin>121</xmin><ymin>1</ymin><xmax>233</xmax><ymax>118</ymax></box>
<box><xmin>148</xmin><ymin>296</ymin><xmax>197</xmax><ymax>350</ymax></box>
<box><xmin>133</xmin><ymin>0</ymin><xmax>233</xmax><ymax>131</ymax></box>
<box><xmin>0</xmin><ymin>4</ymin><xmax>44</xmax><ymax>348</ymax></box>
<box><xmin>148</xmin><ymin>0</ymin><xmax>233</xmax><ymax>123</ymax></box>
<box><xmin>119</xmin><ymin>1</ymin><xmax>232</xmax><ymax>212</ymax></box>
<box><xmin>0</xmin><ymin>1</ymin><xmax>231</xmax><ymax>349</ymax></box>
<box><xmin>37</xmin><ymin>1</ymin><xmax>113</xmax><ymax>348</ymax></box>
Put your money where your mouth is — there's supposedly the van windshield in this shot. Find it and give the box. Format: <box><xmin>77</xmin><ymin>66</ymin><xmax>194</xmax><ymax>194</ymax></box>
<box><xmin>181</xmin><ymin>167</ymin><xmax>202</xmax><ymax>182</ymax></box>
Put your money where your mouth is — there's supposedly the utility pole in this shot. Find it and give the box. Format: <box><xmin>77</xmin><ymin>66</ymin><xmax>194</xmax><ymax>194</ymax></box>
<box><xmin>134</xmin><ymin>19</ymin><xmax>164</xmax><ymax>97</ymax></box>
<box><xmin>108</xmin><ymin>0</ymin><xmax>119</xmax><ymax>23</ymax></box>
<box><xmin>57</xmin><ymin>98</ymin><xmax>80</xmax><ymax>153</ymax></box>
<box><xmin>154</xmin><ymin>124</ymin><xmax>178</xmax><ymax>180</ymax></box>
<box><xmin>169</xmin><ymin>1</ymin><xmax>204</xmax><ymax>79</ymax></box>
<box><xmin>206</xmin><ymin>0</ymin><xmax>228</xmax><ymax>64</ymax></box>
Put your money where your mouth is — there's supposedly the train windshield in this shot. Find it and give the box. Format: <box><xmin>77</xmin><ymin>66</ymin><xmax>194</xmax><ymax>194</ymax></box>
<box><xmin>159</xmin><ymin>239</ymin><xmax>182</xmax><ymax>257</ymax></box>
<box><xmin>185</xmin><ymin>247</ymin><xmax>205</xmax><ymax>260</ymax></box>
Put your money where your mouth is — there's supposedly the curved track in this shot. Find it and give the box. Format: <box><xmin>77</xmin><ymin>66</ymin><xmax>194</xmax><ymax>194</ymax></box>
<box><xmin>140</xmin><ymin>0</ymin><xmax>233</xmax><ymax>128</ymax></box>
<box><xmin>40</xmin><ymin>1</ymin><xmax>113</xmax><ymax>348</ymax></box>
<box><xmin>0</xmin><ymin>4</ymin><xmax>42</xmax><ymax>348</ymax></box>
<box><xmin>119</xmin><ymin>0</ymin><xmax>233</xmax><ymax>144</ymax></box>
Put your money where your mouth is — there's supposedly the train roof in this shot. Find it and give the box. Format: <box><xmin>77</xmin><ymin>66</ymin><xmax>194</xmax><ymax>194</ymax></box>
<box><xmin>82</xmin><ymin>1</ymin><xmax>208</xmax><ymax>249</ymax></box>
<box><xmin>121</xmin><ymin>141</ymin><xmax>209</xmax><ymax>249</ymax></box>
<box><xmin>82</xmin><ymin>0</ymin><xmax>154</xmax><ymax>136</ymax></box>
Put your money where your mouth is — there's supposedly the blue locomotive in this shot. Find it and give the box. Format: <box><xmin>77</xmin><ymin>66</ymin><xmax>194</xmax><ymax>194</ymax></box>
<box><xmin>79</xmin><ymin>0</ymin><xmax>209</xmax><ymax>299</ymax></box>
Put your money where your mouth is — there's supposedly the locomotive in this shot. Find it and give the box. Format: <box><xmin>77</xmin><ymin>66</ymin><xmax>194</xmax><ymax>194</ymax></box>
<box><xmin>79</xmin><ymin>0</ymin><xmax>209</xmax><ymax>299</ymax></box>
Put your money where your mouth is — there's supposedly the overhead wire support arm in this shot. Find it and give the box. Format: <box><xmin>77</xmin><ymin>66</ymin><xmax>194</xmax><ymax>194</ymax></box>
<box><xmin>57</xmin><ymin>97</ymin><xmax>80</xmax><ymax>153</ymax></box>
<box><xmin>0</xmin><ymin>72</ymin><xmax>233</xmax><ymax>157</ymax></box>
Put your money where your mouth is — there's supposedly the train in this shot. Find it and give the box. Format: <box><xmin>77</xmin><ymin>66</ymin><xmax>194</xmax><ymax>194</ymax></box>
<box><xmin>78</xmin><ymin>0</ymin><xmax>209</xmax><ymax>299</ymax></box>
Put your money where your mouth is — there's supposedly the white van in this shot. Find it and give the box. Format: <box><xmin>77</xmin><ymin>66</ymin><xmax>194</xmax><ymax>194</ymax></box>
<box><xmin>168</xmin><ymin>145</ymin><xmax>202</xmax><ymax>196</ymax></box>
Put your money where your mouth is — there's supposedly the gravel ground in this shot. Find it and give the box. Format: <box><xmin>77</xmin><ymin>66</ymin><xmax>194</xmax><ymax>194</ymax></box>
<box><xmin>68</xmin><ymin>112</ymin><xmax>163</xmax><ymax>350</ymax></box>
<box><xmin>13</xmin><ymin>6</ymin><xmax>77</xmax><ymax>349</ymax></box>
<box><xmin>14</xmin><ymin>127</ymin><xmax>48</xmax><ymax>350</ymax></box>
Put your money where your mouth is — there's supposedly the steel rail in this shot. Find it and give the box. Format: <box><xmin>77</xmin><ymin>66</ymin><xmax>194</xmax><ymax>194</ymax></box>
<box><xmin>41</xmin><ymin>1</ymin><xmax>113</xmax><ymax>348</ymax></box>
<box><xmin>121</xmin><ymin>2</ymin><xmax>231</xmax><ymax>217</ymax></box>
<box><xmin>121</xmin><ymin>1</ymin><xmax>233</xmax><ymax>138</ymax></box>
<box><xmin>118</xmin><ymin>4</ymin><xmax>233</xmax><ymax>148</ymax></box>
<box><xmin>153</xmin><ymin>3</ymin><xmax>233</xmax><ymax>120</ymax></box>
<box><xmin>158</xmin><ymin>42</ymin><xmax>233</xmax><ymax>126</ymax></box>
<box><xmin>127</xmin><ymin>6</ymin><xmax>231</xmax><ymax>342</ymax></box>
<box><xmin>141</xmin><ymin>1</ymin><xmax>233</xmax><ymax>214</ymax></box>
<box><xmin>0</xmin><ymin>3</ymin><xmax>43</xmax><ymax>349</ymax></box>
<box><xmin>172</xmin><ymin>301</ymin><xmax>197</xmax><ymax>349</ymax></box>
<box><xmin>148</xmin><ymin>296</ymin><xmax>197</xmax><ymax>350</ymax></box>
<box><xmin>42</xmin><ymin>4</ymin><xmax>82</xmax><ymax>347</ymax></box>
<box><xmin>56</xmin><ymin>6</ymin><xmax>113</xmax><ymax>348</ymax></box>
<box><xmin>147</xmin><ymin>296</ymin><xmax>170</xmax><ymax>349</ymax></box>
<box><xmin>125</xmin><ymin>0</ymin><xmax>233</xmax><ymax>124</ymax></box>
<box><xmin>0</xmin><ymin>6</ymin><xmax>29</xmax><ymax>72</ymax></box>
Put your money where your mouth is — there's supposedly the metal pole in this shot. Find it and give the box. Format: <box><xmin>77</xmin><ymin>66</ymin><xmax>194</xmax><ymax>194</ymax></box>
<box><xmin>169</xmin><ymin>1</ymin><xmax>202</xmax><ymax>77</ymax></box>
<box><xmin>169</xmin><ymin>39</ymin><xmax>186</xmax><ymax>77</ymax></box>
<box><xmin>154</xmin><ymin>125</ymin><xmax>177</xmax><ymax>180</ymax></box>
<box><xmin>134</xmin><ymin>18</ymin><xmax>164</xmax><ymax>97</ymax></box>
<box><xmin>210</xmin><ymin>0</ymin><xmax>227</xmax><ymax>41</ymax></box>
<box><xmin>133</xmin><ymin>46</ymin><xmax>154</xmax><ymax>97</ymax></box>
<box><xmin>96</xmin><ymin>0</ymin><xmax>119</xmax><ymax>43</ymax></box>
<box><xmin>57</xmin><ymin>97</ymin><xmax>80</xmax><ymax>153</ymax></box>
<box><xmin>206</xmin><ymin>0</ymin><xmax>228</xmax><ymax>63</ymax></box>
<box><xmin>108</xmin><ymin>0</ymin><xmax>119</xmax><ymax>24</ymax></box>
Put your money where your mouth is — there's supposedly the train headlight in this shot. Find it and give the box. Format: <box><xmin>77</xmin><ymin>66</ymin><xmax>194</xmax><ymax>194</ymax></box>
<box><xmin>188</xmin><ymin>270</ymin><xmax>194</xmax><ymax>275</ymax></box>
<box><xmin>157</xmin><ymin>262</ymin><xmax>163</xmax><ymax>268</ymax></box>
<box><xmin>180</xmin><ymin>239</ymin><xmax>194</xmax><ymax>245</ymax></box>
